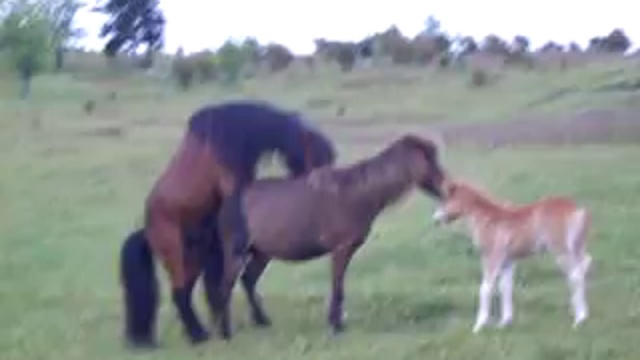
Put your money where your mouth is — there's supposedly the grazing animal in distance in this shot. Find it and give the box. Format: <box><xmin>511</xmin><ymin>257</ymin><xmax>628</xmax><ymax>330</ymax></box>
<box><xmin>432</xmin><ymin>179</ymin><xmax>593</xmax><ymax>333</ymax></box>
<box><xmin>119</xmin><ymin>100</ymin><xmax>337</xmax><ymax>349</ymax></box>
<box><xmin>209</xmin><ymin>134</ymin><xmax>446</xmax><ymax>338</ymax></box>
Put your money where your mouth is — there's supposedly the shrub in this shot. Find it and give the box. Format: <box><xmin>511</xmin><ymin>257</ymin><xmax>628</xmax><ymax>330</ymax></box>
<box><xmin>470</xmin><ymin>69</ymin><xmax>489</xmax><ymax>87</ymax></box>
<box><xmin>263</xmin><ymin>44</ymin><xmax>293</xmax><ymax>72</ymax></box>
<box><xmin>171</xmin><ymin>56</ymin><xmax>195</xmax><ymax>90</ymax></box>
<box><xmin>390</xmin><ymin>39</ymin><xmax>414</xmax><ymax>64</ymax></box>
<box><xmin>412</xmin><ymin>35</ymin><xmax>438</xmax><ymax>64</ymax></box>
<box><xmin>192</xmin><ymin>51</ymin><xmax>217</xmax><ymax>82</ymax></box>
<box><xmin>217</xmin><ymin>40</ymin><xmax>246</xmax><ymax>83</ymax></box>
<box><xmin>334</xmin><ymin>44</ymin><xmax>356</xmax><ymax>71</ymax></box>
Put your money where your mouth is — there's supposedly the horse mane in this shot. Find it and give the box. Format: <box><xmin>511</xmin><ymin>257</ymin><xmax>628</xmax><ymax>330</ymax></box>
<box><xmin>399</xmin><ymin>134</ymin><xmax>442</xmax><ymax>160</ymax></box>
<box><xmin>307</xmin><ymin>135</ymin><xmax>439</xmax><ymax>208</ymax></box>
<box><xmin>301</xmin><ymin>124</ymin><xmax>336</xmax><ymax>167</ymax></box>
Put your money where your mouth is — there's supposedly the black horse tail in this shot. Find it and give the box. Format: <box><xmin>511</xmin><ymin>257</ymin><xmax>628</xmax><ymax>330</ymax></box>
<box><xmin>120</xmin><ymin>228</ymin><xmax>159</xmax><ymax>348</ymax></box>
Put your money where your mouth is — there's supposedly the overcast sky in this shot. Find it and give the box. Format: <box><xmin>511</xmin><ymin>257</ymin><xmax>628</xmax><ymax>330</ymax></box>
<box><xmin>75</xmin><ymin>0</ymin><xmax>638</xmax><ymax>54</ymax></box>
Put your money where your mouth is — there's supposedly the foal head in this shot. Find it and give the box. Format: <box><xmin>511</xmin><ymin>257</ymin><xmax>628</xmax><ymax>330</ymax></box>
<box><xmin>432</xmin><ymin>180</ymin><xmax>488</xmax><ymax>224</ymax></box>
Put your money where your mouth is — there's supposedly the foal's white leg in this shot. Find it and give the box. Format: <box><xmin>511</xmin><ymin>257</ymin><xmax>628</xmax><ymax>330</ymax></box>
<box><xmin>474</xmin><ymin>258</ymin><xmax>501</xmax><ymax>333</ymax></box>
<box><xmin>569</xmin><ymin>258</ymin><xmax>589</xmax><ymax>328</ymax></box>
<box><xmin>557</xmin><ymin>255</ymin><xmax>589</xmax><ymax>328</ymax></box>
<box><xmin>565</xmin><ymin>210</ymin><xmax>591</xmax><ymax>328</ymax></box>
<box><xmin>498</xmin><ymin>261</ymin><xmax>515</xmax><ymax>328</ymax></box>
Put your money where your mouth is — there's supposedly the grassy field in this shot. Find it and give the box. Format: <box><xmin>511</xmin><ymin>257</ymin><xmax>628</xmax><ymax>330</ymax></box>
<box><xmin>1</xmin><ymin>57</ymin><xmax>640</xmax><ymax>360</ymax></box>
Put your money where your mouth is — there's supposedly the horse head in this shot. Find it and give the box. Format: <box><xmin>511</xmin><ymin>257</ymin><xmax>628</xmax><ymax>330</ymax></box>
<box><xmin>282</xmin><ymin>119</ymin><xmax>337</xmax><ymax>177</ymax></box>
<box><xmin>399</xmin><ymin>134</ymin><xmax>447</xmax><ymax>199</ymax></box>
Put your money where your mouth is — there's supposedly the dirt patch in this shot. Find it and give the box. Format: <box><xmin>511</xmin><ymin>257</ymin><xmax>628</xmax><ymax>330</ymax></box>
<box><xmin>320</xmin><ymin>107</ymin><xmax>640</xmax><ymax>148</ymax></box>
<box><xmin>525</xmin><ymin>87</ymin><xmax>578</xmax><ymax>108</ymax></box>
<box><xmin>341</xmin><ymin>72</ymin><xmax>420</xmax><ymax>90</ymax></box>
<box><xmin>434</xmin><ymin>108</ymin><xmax>640</xmax><ymax>147</ymax></box>
<box><xmin>80</xmin><ymin>125</ymin><xmax>126</xmax><ymax>138</ymax></box>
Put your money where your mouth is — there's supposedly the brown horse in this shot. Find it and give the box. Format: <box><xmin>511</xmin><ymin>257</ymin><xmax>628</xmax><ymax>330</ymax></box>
<box><xmin>210</xmin><ymin>134</ymin><xmax>446</xmax><ymax>337</ymax></box>
<box><xmin>120</xmin><ymin>101</ymin><xmax>336</xmax><ymax>348</ymax></box>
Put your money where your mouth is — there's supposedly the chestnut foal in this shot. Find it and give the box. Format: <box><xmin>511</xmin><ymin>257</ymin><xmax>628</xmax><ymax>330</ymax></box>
<box><xmin>432</xmin><ymin>179</ymin><xmax>593</xmax><ymax>333</ymax></box>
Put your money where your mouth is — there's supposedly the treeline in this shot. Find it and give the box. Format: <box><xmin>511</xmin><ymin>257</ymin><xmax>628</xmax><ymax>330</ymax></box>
<box><xmin>169</xmin><ymin>24</ymin><xmax>633</xmax><ymax>90</ymax></box>
<box><xmin>0</xmin><ymin>0</ymin><xmax>636</xmax><ymax>97</ymax></box>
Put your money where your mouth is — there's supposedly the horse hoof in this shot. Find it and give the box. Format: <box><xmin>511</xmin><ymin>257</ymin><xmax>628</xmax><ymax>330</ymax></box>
<box><xmin>254</xmin><ymin>315</ymin><xmax>272</xmax><ymax>328</ymax></box>
<box><xmin>330</xmin><ymin>323</ymin><xmax>346</xmax><ymax>336</ymax></box>
<box><xmin>219</xmin><ymin>327</ymin><xmax>233</xmax><ymax>341</ymax></box>
<box><xmin>188</xmin><ymin>330</ymin><xmax>210</xmax><ymax>345</ymax></box>
<box><xmin>125</xmin><ymin>337</ymin><xmax>159</xmax><ymax>351</ymax></box>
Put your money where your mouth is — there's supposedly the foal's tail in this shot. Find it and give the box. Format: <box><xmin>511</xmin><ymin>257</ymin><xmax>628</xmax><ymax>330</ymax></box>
<box><xmin>120</xmin><ymin>228</ymin><xmax>159</xmax><ymax>347</ymax></box>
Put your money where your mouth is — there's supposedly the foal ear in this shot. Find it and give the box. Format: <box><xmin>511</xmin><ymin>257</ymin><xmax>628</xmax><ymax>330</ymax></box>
<box><xmin>443</xmin><ymin>179</ymin><xmax>457</xmax><ymax>197</ymax></box>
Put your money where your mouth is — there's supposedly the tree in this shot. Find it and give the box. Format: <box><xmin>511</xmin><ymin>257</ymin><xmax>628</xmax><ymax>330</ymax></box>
<box><xmin>216</xmin><ymin>39</ymin><xmax>247</xmax><ymax>84</ymax></box>
<box><xmin>604</xmin><ymin>29</ymin><xmax>631</xmax><ymax>53</ymax></box>
<box><xmin>411</xmin><ymin>33</ymin><xmax>450</xmax><ymax>64</ymax></box>
<box><xmin>45</xmin><ymin>0</ymin><xmax>85</xmax><ymax>70</ymax></box>
<box><xmin>96</xmin><ymin>0</ymin><xmax>165</xmax><ymax>59</ymax></box>
<box><xmin>171</xmin><ymin>48</ymin><xmax>195</xmax><ymax>90</ymax></box>
<box><xmin>334</xmin><ymin>43</ymin><xmax>356</xmax><ymax>71</ymax></box>
<box><xmin>240</xmin><ymin>37</ymin><xmax>262</xmax><ymax>67</ymax></box>
<box><xmin>512</xmin><ymin>35</ymin><xmax>530</xmax><ymax>53</ymax></box>
<box><xmin>569</xmin><ymin>42</ymin><xmax>581</xmax><ymax>52</ymax></box>
<box><xmin>423</xmin><ymin>15</ymin><xmax>441</xmax><ymax>36</ymax></box>
<box><xmin>539</xmin><ymin>41</ymin><xmax>563</xmax><ymax>53</ymax></box>
<box><xmin>458</xmin><ymin>36</ymin><xmax>478</xmax><ymax>57</ymax></box>
<box><xmin>588</xmin><ymin>29</ymin><xmax>631</xmax><ymax>53</ymax></box>
<box><xmin>0</xmin><ymin>0</ymin><xmax>55</xmax><ymax>98</ymax></box>
<box><xmin>262</xmin><ymin>43</ymin><xmax>293</xmax><ymax>72</ymax></box>
<box><xmin>481</xmin><ymin>35</ymin><xmax>509</xmax><ymax>56</ymax></box>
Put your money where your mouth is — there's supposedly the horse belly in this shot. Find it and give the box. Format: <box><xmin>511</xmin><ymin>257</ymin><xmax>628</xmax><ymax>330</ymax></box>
<box><xmin>248</xmin><ymin>214</ymin><xmax>329</xmax><ymax>261</ymax></box>
<box><xmin>246</xmin><ymin>201</ymin><xmax>329</xmax><ymax>260</ymax></box>
<box><xmin>255</xmin><ymin>239</ymin><xmax>329</xmax><ymax>262</ymax></box>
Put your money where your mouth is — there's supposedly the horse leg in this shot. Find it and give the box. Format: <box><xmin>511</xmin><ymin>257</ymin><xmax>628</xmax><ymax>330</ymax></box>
<box><xmin>146</xmin><ymin>213</ymin><xmax>209</xmax><ymax>344</ymax></box>
<box><xmin>216</xmin><ymin>239</ymin><xmax>246</xmax><ymax>340</ymax></box>
<box><xmin>199</xmin><ymin>222</ymin><xmax>226</xmax><ymax>325</ymax></box>
<box><xmin>328</xmin><ymin>244</ymin><xmax>359</xmax><ymax>334</ymax></box>
<box><xmin>230</xmin><ymin>189</ymin><xmax>252</xmax><ymax>260</ymax></box>
<box><xmin>241</xmin><ymin>250</ymin><xmax>272</xmax><ymax>327</ymax></box>
<box><xmin>183</xmin><ymin>235</ymin><xmax>207</xmax><ymax>325</ymax></box>
<box><xmin>201</xmin><ymin>248</ymin><xmax>225</xmax><ymax>323</ymax></box>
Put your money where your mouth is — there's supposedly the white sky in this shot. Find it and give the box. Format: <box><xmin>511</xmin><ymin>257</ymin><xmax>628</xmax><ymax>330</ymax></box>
<box><xmin>75</xmin><ymin>0</ymin><xmax>639</xmax><ymax>54</ymax></box>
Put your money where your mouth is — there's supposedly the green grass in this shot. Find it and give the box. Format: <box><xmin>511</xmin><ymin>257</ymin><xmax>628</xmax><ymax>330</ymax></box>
<box><xmin>2</xmin><ymin>58</ymin><xmax>640</xmax><ymax>360</ymax></box>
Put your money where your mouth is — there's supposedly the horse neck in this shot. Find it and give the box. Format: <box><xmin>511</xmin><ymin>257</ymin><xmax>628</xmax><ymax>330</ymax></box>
<box><xmin>339</xmin><ymin>150</ymin><xmax>416</xmax><ymax>218</ymax></box>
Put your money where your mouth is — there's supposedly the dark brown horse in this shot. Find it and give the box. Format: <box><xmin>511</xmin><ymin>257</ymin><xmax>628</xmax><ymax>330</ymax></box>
<box><xmin>120</xmin><ymin>101</ymin><xmax>336</xmax><ymax>348</ymax></box>
<box><xmin>210</xmin><ymin>134</ymin><xmax>446</xmax><ymax>337</ymax></box>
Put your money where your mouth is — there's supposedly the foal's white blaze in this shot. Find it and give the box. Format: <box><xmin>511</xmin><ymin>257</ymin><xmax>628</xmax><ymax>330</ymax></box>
<box><xmin>432</xmin><ymin>206</ymin><xmax>447</xmax><ymax>224</ymax></box>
